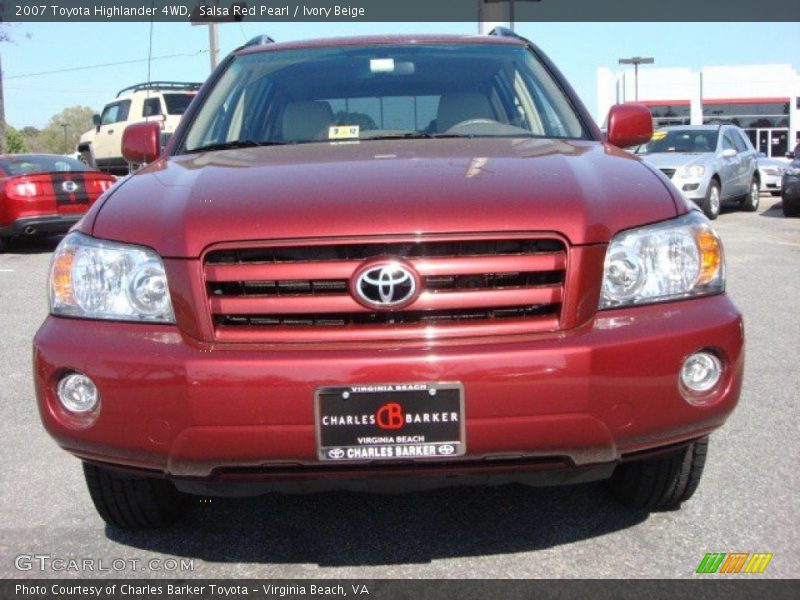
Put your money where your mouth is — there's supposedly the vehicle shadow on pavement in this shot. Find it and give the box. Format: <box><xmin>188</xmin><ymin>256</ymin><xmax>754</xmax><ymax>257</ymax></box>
<box><xmin>1</xmin><ymin>235</ymin><xmax>63</xmax><ymax>255</ymax></box>
<box><xmin>758</xmin><ymin>198</ymin><xmax>787</xmax><ymax>219</ymax></box>
<box><xmin>105</xmin><ymin>483</ymin><xmax>649</xmax><ymax>566</ymax></box>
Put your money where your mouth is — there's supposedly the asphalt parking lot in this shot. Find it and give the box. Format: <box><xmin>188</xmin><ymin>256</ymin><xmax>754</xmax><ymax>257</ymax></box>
<box><xmin>0</xmin><ymin>195</ymin><xmax>798</xmax><ymax>579</ymax></box>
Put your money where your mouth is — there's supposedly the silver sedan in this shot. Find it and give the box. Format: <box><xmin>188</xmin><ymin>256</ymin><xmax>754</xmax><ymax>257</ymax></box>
<box><xmin>757</xmin><ymin>153</ymin><xmax>788</xmax><ymax>196</ymax></box>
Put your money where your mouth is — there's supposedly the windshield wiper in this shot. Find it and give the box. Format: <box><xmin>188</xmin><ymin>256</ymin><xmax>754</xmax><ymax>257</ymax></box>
<box><xmin>185</xmin><ymin>140</ymin><xmax>287</xmax><ymax>154</ymax></box>
<box><xmin>360</xmin><ymin>132</ymin><xmax>496</xmax><ymax>141</ymax></box>
<box><xmin>360</xmin><ymin>132</ymin><xmax>434</xmax><ymax>141</ymax></box>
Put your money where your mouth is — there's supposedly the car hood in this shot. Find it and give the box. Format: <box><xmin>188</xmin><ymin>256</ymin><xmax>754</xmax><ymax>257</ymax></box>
<box><xmin>90</xmin><ymin>138</ymin><xmax>681</xmax><ymax>257</ymax></box>
<box><xmin>641</xmin><ymin>152</ymin><xmax>714</xmax><ymax>170</ymax></box>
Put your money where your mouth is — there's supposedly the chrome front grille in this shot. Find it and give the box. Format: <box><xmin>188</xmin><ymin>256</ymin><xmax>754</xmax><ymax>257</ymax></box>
<box><xmin>203</xmin><ymin>235</ymin><xmax>568</xmax><ymax>343</ymax></box>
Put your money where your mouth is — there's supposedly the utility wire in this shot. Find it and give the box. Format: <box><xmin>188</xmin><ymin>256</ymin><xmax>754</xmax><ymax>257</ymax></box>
<box><xmin>147</xmin><ymin>13</ymin><xmax>155</xmax><ymax>85</ymax></box>
<box><xmin>7</xmin><ymin>51</ymin><xmax>207</xmax><ymax>80</ymax></box>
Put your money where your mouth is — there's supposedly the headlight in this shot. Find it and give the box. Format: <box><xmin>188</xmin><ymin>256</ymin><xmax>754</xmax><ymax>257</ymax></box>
<box><xmin>786</xmin><ymin>166</ymin><xmax>800</xmax><ymax>176</ymax></box>
<box><xmin>49</xmin><ymin>232</ymin><xmax>175</xmax><ymax>323</ymax></box>
<box><xmin>677</xmin><ymin>165</ymin><xmax>706</xmax><ymax>178</ymax></box>
<box><xmin>599</xmin><ymin>211</ymin><xmax>724</xmax><ymax>309</ymax></box>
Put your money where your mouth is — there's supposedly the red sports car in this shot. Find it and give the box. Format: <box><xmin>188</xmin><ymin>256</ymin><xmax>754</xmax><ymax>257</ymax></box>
<box><xmin>0</xmin><ymin>154</ymin><xmax>116</xmax><ymax>252</ymax></box>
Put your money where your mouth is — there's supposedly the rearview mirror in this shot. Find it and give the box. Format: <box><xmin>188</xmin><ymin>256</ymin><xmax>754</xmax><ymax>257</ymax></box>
<box><xmin>605</xmin><ymin>103</ymin><xmax>653</xmax><ymax>148</ymax></box>
<box><xmin>721</xmin><ymin>148</ymin><xmax>737</xmax><ymax>158</ymax></box>
<box><xmin>122</xmin><ymin>122</ymin><xmax>161</xmax><ymax>165</ymax></box>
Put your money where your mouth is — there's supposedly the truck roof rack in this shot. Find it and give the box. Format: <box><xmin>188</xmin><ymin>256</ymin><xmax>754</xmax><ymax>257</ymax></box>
<box><xmin>116</xmin><ymin>82</ymin><xmax>203</xmax><ymax>97</ymax></box>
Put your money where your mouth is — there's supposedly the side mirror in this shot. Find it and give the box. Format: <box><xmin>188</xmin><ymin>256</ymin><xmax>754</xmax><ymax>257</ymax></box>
<box><xmin>122</xmin><ymin>122</ymin><xmax>161</xmax><ymax>165</ymax></box>
<box><xmin>787</xmin><ymin>152</ymin><xmax>796</xmax><ymax>160</ymax></box>
<box><xmin>92</xmin><ymin>114</ymin><xmax>101</xmax><ymax>131</ymax></box>
<box><xmin>721</xmin><ymin>148</ymin><xmax>737</xmax><ymax>159</ymax></box>
<box><xmin>606</xmin><ymin>103</ymin><xmax>653</xmax><ymax>148</ymax></box>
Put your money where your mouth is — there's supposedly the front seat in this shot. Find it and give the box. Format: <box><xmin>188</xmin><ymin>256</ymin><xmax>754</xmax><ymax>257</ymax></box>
<box><xmin>281</xmin><ymin>101</ymin><xmax>334</xmax><ymax>142</ymax></box>
<box><xmin>436</xmin><ymin>93</ymin><xmax>494</xmax><ymax>133</ymax></box>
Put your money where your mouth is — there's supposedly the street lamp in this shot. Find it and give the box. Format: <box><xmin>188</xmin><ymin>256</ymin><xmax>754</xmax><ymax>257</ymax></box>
<box><xmin>618</xmin><ymin>56</ymin><xmax>655</xmax><ymax>102</ymax></box>
<box><xmin>60</xmin><ymin>123</ymin><xmax>69</xmax><ymax>155</ymax></box>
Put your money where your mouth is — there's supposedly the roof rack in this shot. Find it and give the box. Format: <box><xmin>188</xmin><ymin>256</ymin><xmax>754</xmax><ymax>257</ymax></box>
<box><xmin>235</xmin><ymin>35</ymin><xmax>276</xmax><ymax>52</ymax></box>
<box><xmin>488</xmin><ymin>26</ymin><xmax>523</xmax><ymax>40</ymax></box>
<box><xmin>116</xmin><ymin>82</ymin><xmax>203</xmax><ymax>97</ymax></box>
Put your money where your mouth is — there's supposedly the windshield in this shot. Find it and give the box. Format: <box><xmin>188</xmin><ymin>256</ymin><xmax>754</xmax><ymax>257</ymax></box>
<box><xmin>180</xmin><ymin>44</ymin><xmax>588</xmax><ymax>152</ymax></box>
<box><xmin>638</xmin><ymin>129</ymin><xmax>719</xmax><ymax>154</ymax></box>
<box><xmin>163</xmin><ymin>93</ymin><xmax>196</xmax><ymax>115</ymax></box>
<box><xmin>0</xmin><ymin>155</ymin><xmax>90</xmax><ymax>177</ymax></box>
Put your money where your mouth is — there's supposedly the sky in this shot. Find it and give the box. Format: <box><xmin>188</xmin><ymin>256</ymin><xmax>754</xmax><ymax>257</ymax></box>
<box><xmin>2</xmin><ymin>21</ymin><xmax>799</xmax><ymax>130</ymax></box>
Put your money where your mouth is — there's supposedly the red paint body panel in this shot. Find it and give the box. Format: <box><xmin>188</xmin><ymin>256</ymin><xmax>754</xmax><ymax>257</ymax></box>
<box><xmin>121</xmin><ymin>121</ymin><xmax>161</xmax><ymax>165</ymax></box>
<box><xmin>606</xmin><ymin>103</ymin><xmax>654</xmax><ymax>149</ymax></box>
<box><xmin>89</xmin><ymin>139</ymin><xmax>681</xmax><ymax>257</ymax></box>
<box><xmin>34</xmin><ymin>295</ymin><xmax>743</xmax><ymax>480</ymax></box>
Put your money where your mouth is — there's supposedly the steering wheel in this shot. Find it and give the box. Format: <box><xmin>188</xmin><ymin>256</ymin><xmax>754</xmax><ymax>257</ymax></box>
<box><xmin>445</xmin><ymin>118</ymin><xmax>502</xmax><ymax>134</ymax></box>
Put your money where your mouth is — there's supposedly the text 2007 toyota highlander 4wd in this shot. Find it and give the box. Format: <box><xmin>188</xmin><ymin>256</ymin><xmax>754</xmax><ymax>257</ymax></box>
<box><xmin>34</xmin><ymin>32</ymin><xmax>743</xmax><ymax>529</ymax></box>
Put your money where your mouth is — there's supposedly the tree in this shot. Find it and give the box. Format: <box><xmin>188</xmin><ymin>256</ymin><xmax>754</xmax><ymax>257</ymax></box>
<box><xmin>5</xmin><ymin>124</ymin><xmax>26</xmax><ymax>153</ymax></box>
<box><xmin>38</xmin><ymin>106</ymin><xmax>95</xmax><ymax>155</ymax></box>
<box><xmin>21</xmin><ymin>126</ymin><xmax>45</xmax><ymax>153</ymax></box>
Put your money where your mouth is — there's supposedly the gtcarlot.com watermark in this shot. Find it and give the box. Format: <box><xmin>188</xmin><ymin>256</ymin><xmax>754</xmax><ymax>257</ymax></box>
<box><xmin>14</xmin><ymin>554</ymin><xmax>194</xmax><ymax>573</ymax></box>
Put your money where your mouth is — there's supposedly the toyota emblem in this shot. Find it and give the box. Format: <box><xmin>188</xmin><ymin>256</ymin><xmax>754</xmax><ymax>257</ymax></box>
<box><xmin>62</xmin><ymin>180</ymin><xmax>79</xmax><ymax>194</ymax></box>
<box><xmin>353</xmin><ymin>261</ymin><xmax>419</xmax><ymax>309</ymax></box>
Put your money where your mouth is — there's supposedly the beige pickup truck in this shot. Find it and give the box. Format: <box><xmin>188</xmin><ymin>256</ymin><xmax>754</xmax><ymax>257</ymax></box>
<box><xmin>78</xmin><ymin>81</ymin><xmax>201</xmax><ymax>175</ymax></box>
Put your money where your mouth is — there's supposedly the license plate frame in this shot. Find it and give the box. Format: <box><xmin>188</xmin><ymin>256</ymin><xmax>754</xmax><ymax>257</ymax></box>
<box><xmin>314</xmin><ymin>382</ymin><xmax>465</xmax><ymax>462</ymax></box>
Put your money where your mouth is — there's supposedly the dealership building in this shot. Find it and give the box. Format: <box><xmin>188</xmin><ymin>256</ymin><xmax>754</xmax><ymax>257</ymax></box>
<box><xmin>597</xmin><ymin>64</ymin><xmax>800</xmax><ymax>158</ymax></box>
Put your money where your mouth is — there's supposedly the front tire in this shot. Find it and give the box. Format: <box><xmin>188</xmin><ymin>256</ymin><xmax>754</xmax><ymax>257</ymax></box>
<box><xmin>83</xmin><ymin>462</ymin><xmax>189</xmax><ymax>529</ymax></box>
<box><xmin>783</xmin><ymin>200</ymin><xmax>800</xmax><ymax>218</ymax></box>
<box><xmin>741</xmin><ymin>179</ymin><xmax>760</xmax><ymax>212</ymax></box>
<box><xmin>608</xmin><ymin>437</ymin><xmax>709</xmax><ymax>510</ymax></box>
<box><xmin>701</xmin><ymin>181</ymin><xmax>721</xmax><ymax>220</ymax></box>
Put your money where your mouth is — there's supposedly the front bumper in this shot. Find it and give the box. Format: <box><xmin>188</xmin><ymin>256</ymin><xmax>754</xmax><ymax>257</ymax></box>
<box><xmin>34</xmin><ymin>294</ymin><xmax>744</xmax><ymax>490</ymax></box>
<box><xmin>0</xmin><ymin>214</ymin><xmax>82</xmax><ymax>238</ymax></box>
<box><xmin>672</xmin><ymin>177</ymin><xmax>709</xmax><ymax>202</ymax></box>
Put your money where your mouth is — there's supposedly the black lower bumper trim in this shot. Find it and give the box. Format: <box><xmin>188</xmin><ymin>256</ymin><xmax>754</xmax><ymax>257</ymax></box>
<box><xmin>171</xmin><ymin>460</ymin><xmax>618</xmax><ymax>497</ymax></box>
<box><xmin>0</xmin><ymin>214</ymin><xmax>82</xmax><ymax>237</ymax></box>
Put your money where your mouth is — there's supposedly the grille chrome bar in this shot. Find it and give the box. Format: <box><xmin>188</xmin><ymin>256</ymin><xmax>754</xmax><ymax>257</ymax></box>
<box><xmin>205</xmin><ymin>252</ymin><xmax>566</xmax><ymax>282</ymax></box>
<box><xmin>214</xmin><ymin>316</ymin><xmax>562</xmax><ymax>344</ymax></box>
<box><xmin>210</xmin><ymin>286</ymin><xmax>563</xmax><ymax>315</ymax></box>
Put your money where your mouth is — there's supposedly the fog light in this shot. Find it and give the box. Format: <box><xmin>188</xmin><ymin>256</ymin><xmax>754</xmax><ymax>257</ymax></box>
<box><xmin>680</xmin><ymin>352</ymin><xmax>722</xmax><ymax>394</ymax></box>
<box><xmin>57</xmin><ymin>373</ymin><xmax>99</xmax><ymax>414</ymax></box>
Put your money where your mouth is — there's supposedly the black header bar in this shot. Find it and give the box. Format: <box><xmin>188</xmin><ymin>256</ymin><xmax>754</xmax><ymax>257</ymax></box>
<box><xmin>2</xmin><ymin>0</ymin><xmax>800</xmax><ymax>23</ymax></box>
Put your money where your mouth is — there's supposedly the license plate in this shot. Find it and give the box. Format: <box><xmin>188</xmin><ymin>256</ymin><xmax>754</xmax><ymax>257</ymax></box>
<box><xmin>315</xmin><ymin>382</ymin><xmax>465</xmax><ymax>461</ymax></box>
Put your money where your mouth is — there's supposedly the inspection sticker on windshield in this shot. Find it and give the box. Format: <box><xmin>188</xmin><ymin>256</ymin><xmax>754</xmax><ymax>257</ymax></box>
<box><xmin>651</xmin><ymin>131</ymin><xmax>668</xmax><ymax>141</ymax></box>
<box><xmin>329</xmin><ymin>125</ymin><xmax>360</xmax><ymax>140</ymax></box>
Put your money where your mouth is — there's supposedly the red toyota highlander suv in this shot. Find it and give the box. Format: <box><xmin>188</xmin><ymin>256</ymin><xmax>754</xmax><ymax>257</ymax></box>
<box><xmin>34</xmin><ymin>31</ymin><xmax>743</xmax><ymax>529</ymax></box>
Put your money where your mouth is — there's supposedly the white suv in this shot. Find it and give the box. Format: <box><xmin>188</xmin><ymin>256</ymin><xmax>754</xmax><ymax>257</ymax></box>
<box><xmin>78</xmin><ymin>82</ymin><xmax>201</xmax><ymax>175</ymax></box>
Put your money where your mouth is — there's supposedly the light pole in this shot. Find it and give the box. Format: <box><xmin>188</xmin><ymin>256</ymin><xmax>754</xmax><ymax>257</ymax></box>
<box><xmin>60</xmin><ymin>123</ymin><xmax>69</xmax><ymax>154</ymax></box>
<box><xmin>618</xmin><ymin>56</ymin><xmax>654</xmax><ymax>102</ymax></box>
